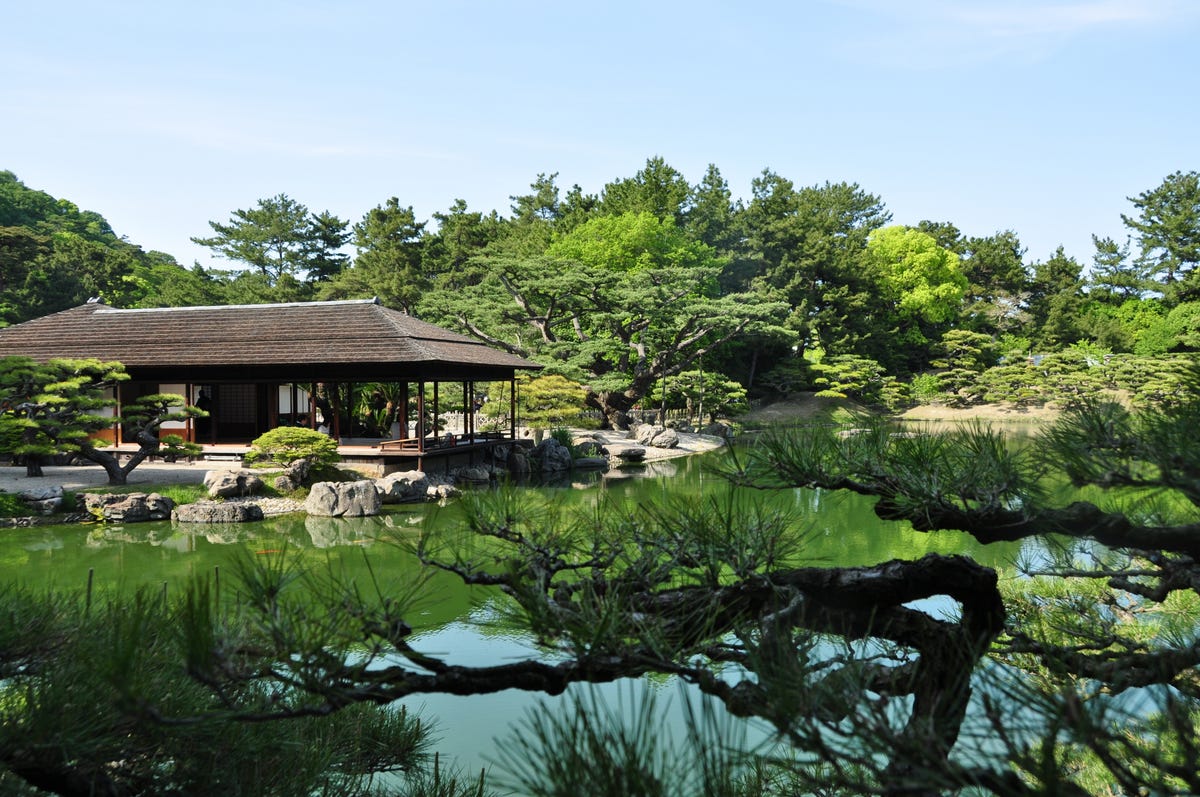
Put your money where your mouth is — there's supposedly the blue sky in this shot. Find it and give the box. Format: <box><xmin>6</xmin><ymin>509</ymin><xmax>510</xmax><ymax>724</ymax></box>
<box><xmin>4</xmin><ymin>0</ymin><xmax>1197</xmax><ymax>273</ymax></box>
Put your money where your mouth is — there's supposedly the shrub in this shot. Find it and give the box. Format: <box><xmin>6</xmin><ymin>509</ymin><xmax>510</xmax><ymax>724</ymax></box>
<box><xmin>0</xmin><ymin>492</ymin><xmax>26</xmax><ymax>518</ymax></box>
<box><xmin>548</xmin><ymin>426</ymin><xmax>582</xmax><ymax>458</ymax></box>
<box><xmin>909</xmin><ymin>372</ymin><xmax>944</xmax><ymax>403</ymax></box>
<box><xmin>244</xmin><ymin>427</ymin><xmax>340</xmax><ymax>468</ymax></box>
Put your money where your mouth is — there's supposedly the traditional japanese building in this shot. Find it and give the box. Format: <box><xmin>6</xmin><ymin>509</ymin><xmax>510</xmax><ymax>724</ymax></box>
<box><xmin>0</xmin><ymin>298</ymin><xmax>541</xmax><ymax>471</ymax></box>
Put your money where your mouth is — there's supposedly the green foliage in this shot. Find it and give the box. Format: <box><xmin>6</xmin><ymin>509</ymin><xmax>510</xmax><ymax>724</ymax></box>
<box><xmin>756</xmin><ymin>357</ymin><xmax>812</xmax><ymax>397</ymax></box>
<box><xmin>908</xmin><ymin>371</ymin><xmax>944</xmax><ymax>403</ymax></box>
<box><xmin>191</xmin><ymin>193</ymin><xmax>349</xmax><ymax>287</ymax></box>
<box><xmin>517</xmin><ymin>374</ymin><xmax>590</xmax><ymax>430</ymax></box>
<box><xmin>926</xmin><ymin>329</ymin><xmax>1001</xmax><ymax>402</ymax></box>
<box><xmin>244</xmin><ymin>426</ymin><xmax>340</xmax><ymax>467</ymax></box>
<box><xmin>809</xmin><ymin>355</ymin><xmax>887</xmax><ymax>405</ymax></box>
<box><xmin>1108</xmin><ymin>352</ymin><xmax>1200</xmax><ymax>406</ymax></box>
<box><xmin>0</xmin><ymin>357</ymin><xmax>205</xmax><ymax>483</ymax></box>
<box><xmin>0</xmin><ymin>491</ymin><xmax>26</xmax><ymax>517</ymax></box>
<box><xmin>0</xmin><ymin>580</ymin><xmax>449</xmax><ymax>796</ymax></box>
<box><xmin>0</xmin><ymin>356</ymin><xmax>125</xmax><ymax>466</ymax></box>
<box><xmin>156</xmin><ymin>433</ymin><xmax>202</xmax><ymax>462</ymax></box>
<box><xmin>864</xmin><ymin>225</ymin><xmax>967</xmax><ymax>325</ymax></box>
<box><xmin>495</xmin><ymin>686</ymin><xmax>759</xmax><ymax>797</ymax></box>
<box><xmin>647</xmin><ymin>369</ymin><xmax>749</xmax><ymax>423</ymax></box>
<box><xmin>1122</xmin><ymin>170</ymin><xmax>1200</xmax><ymax>302</ymax></box>
<box><xmin>322</xmin><ymin>197</ymin><xmax>427</xmax><ymax>312</ymax></box>
<box><xmin>547</xmin><ymin>426</ymin><xmax>582</xmax><ymax>458</ymax></box>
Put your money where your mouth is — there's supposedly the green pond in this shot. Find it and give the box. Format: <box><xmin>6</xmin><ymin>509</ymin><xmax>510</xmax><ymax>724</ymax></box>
<box><xmin>0</xmin><ymin>450</ymin><xmax>1035</xmax><ymax>779</ymax></box>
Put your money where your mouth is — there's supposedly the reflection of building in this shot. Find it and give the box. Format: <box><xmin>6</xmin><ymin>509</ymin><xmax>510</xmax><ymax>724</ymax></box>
<box><xmin>0</xmin><ymin>299</ymin><xmax>540</xmax><ymax>472</ymax></box>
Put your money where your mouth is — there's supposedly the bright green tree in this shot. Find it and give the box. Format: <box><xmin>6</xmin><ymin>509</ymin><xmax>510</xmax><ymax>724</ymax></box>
<box><xmin>425</xmin><ymin>213</ymin><xmax>789</xmax><ymax>428</ymax></box>
<box><xmin>517</xmin><ymin>373</ymin><xmax>591</xmax><ymax>431</ymax></box>
<box><xmin>860</xmin><ymin>225</ymin><xmax>967</xmax><ymax>371</ymax></box>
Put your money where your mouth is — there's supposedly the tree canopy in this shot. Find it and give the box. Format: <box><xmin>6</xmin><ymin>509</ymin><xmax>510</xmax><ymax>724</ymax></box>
<box><xmin>5</xmin><ymin>161</ymin><xmax>1200</xmax><ymax>415</ymax></box>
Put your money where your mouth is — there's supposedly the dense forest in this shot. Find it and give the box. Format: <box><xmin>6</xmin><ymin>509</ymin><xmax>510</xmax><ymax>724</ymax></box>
<box><xmin>3</xmin><ymin>163</ymin><xmax>1198</xmax><ymax>422</ymax></box>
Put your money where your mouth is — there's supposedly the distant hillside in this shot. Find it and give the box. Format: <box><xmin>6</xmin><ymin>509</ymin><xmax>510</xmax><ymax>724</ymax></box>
<box><xmin>0</xmin><ymin>171</ymin><xmax>202</xmax><ymax>325</ymax></box>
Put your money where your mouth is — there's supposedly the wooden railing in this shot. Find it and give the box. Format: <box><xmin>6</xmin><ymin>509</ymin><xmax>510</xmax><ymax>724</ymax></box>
<box><xmin>378</xmin><ymin>431</ymin><xmax>508</xmax><ymax>453</ymax></box>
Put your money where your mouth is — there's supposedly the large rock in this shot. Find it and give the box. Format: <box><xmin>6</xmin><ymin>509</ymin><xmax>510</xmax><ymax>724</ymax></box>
<box><xmin>573</xmin><ymin>457</ymin><xmax>608</xmax><ymax>470</ymax></box>
<box><xmin>506</xmin><ymin>448</ymin><xmax>530</xmax><ymax>475</ymax></box>
<box><xmin>305</xmin><ymin>480</ymin><xmax>382</xmax><ymax>517</ymax></box>
<box><xmin>648</xmin><ymin>427</ymin><xmax>680</xmax><ymax>449</ymax></box>
<box><xmin>574</xmin><ymin>440</ymin><xmax>605</xmax><ymax>457</ymax></box>
<box><xmin>701</xmin><ymin>422</ymin><xmax>734</xmax><ymax>439</ymax></box>
<box><xmin>428</xmin><ymin>483</ymin><xmax>461</xmax><ymax>501</ymax></box>
<box><xmin>85</xmin><ymin>492</ymin><xmax>174</xmax><ymax>522</ymax></box>
<box><xmin>531</xmin><ymin>439</ymin><xmax>573</xmax><ymax>472</ymax></box>
<box><xmin>375</xmin><ymin>470</ymin><xmax>431</xmax><ymax>504</ymax></box>
<box><xmin>274</xmin><ymin>458</ymin><xmax>314</xmax><ymax>492</ymax></box>
<box><xmin>607</xmin><ymin>444</ymin><xmax>647</xmax><ymax>463</ymax></box>
<box><xmin>17</xmin><ymin>485</ymin><xmax>64</xmax><ymax>515</ymax></box>
<box><xmin>452</xmin><ymin>466</ymin><xmax>491</xmax><ymax>483</ymax></box>
<box><xmin>173</xmin><ymin>501</ymin><xmax>264</xmax><ymax>524</ymax></box>
<box><xmin>204</xmin><ymin>469</ymin><xmax>265</xmax><ymax>498</ymax></box>
<box><xmin>633</xmin><ymin>423</ymin><xmax>659</xmax><ymax>446</ymax></box>
<box><xmin>632</xmin><ymin>423</ymin><xmax>679</xmax><ymax>449</ymax></box>
<box><xmin>18</xmin><ymin>485</ymin><xmax>63</xmax><ymax>502</ymax></box>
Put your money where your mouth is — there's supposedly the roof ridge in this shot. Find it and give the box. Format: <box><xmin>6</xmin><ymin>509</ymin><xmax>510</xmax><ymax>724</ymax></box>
<box><xmin>93</xmin><ymin>298</ymin><xmax>381</xmax><ymax>314</ymax></box>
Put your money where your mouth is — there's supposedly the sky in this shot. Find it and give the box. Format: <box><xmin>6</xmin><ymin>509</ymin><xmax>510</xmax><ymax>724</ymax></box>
<box><xmin>4</xmin><ymin>0</ymin><xmax>1198</xmax><ymax>273</ymax></box>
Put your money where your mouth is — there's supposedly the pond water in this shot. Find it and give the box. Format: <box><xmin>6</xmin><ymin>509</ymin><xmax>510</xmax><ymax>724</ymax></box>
<box><xmin>0</xmin><ymin>450</ymin><xmax>1034</xmax><ymax>780</ymax></box>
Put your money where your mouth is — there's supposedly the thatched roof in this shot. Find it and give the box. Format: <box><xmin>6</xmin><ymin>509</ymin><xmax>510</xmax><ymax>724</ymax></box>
<box><xmin>0</xmin><ymin>299</ymin><xmax>540</xmax><ymax>382</ymax></box>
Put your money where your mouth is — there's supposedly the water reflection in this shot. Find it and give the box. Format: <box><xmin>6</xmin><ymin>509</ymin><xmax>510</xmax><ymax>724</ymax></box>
<box><xmin>0</xmin><ymin>448</ymin><xmax>1037</xmax><ymax>776</ymax></box>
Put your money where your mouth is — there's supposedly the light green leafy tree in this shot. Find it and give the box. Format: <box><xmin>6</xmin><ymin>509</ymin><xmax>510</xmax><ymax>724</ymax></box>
<box><xmin>863</xmin><ymin>225</ymin><xmax>967</xmax><ymax>338</ymax></box>
<box><xmin>424</xmin><ymin>212</ymin><xmax>789</xmax><ymax>429</ymax></box>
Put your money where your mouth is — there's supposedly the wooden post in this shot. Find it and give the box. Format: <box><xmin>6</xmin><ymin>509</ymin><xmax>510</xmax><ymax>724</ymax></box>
<box><xmin>114</xmin><ymin>384</ymin><xmax>124</xmax><ymax>446</ymax></box>
<box><xmin>400</xmin><ymin>382</ymin><xmax>410</xmax><ymax>439</ymax></box>
<box><xmin>510</xmin><ymin>377</ymin><xmax>517</xmax><ymax>440</ymax></box>
<box><xmin>416</xmin><ymin>381</ymin><xmax>426</xmax><ymax>452</ymax></box>
<box><xmin>185</xmin><ymin>382</ymin><xmax>194</xmax><ymax>442</ymax></box>
<box><xmin>464</xmin><ymin>382</ymin><xmax>472</xmax><ymax>442</ymax></box>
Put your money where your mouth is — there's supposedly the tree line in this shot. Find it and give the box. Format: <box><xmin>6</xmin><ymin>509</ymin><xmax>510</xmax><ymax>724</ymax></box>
<box><xmin>3</xmin><ymin>163</ymin><xmax>1199</xmax><ymax>422</ymax></box>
